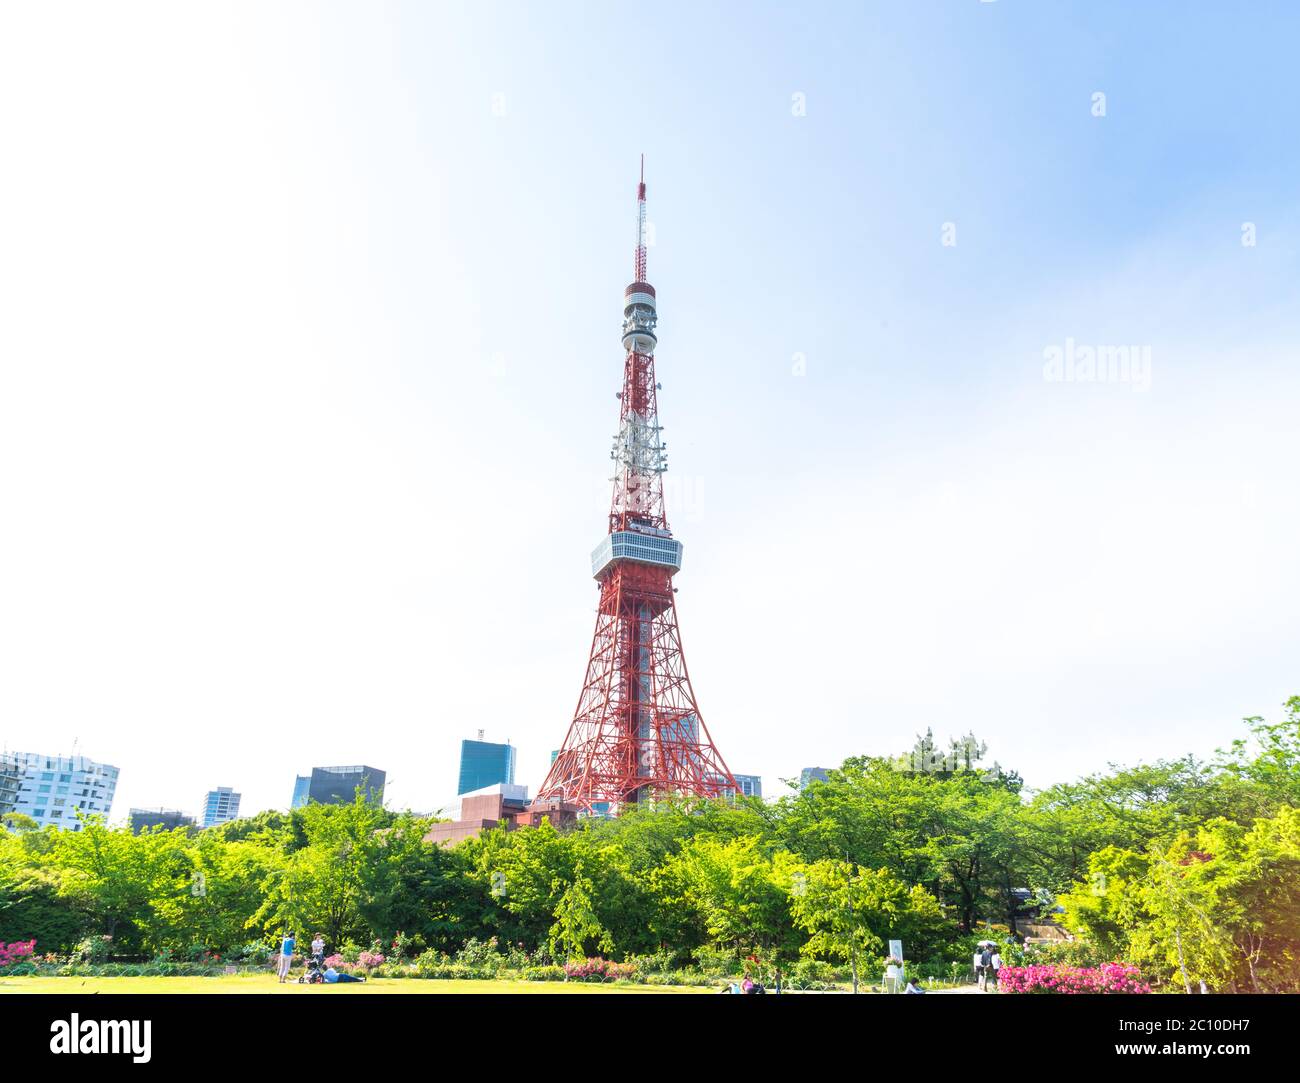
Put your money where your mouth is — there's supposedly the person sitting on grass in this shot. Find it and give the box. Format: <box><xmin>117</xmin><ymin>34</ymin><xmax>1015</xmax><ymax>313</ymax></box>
<box><xmin>323</xmin><ymin>965</ymin><xmax>365</xmax><ymax>984</ymax></box>
<box><xmin>905</xmin><ymin>976</ymin><xmax>926</xmax><ymax>994</ymax></box>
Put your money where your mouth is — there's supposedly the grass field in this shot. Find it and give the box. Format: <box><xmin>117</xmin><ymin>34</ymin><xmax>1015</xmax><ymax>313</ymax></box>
<box><xmin>0</xmin><ymin>973</ymin><xmax>709</xmax><ymax>995</ymax></box>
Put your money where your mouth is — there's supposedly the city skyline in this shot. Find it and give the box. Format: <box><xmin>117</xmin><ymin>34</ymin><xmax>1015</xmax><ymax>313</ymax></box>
<box><xmin>3</xmin><ymin>2</ymin><xmax>1299</xmax><ymax>821</ymax></box>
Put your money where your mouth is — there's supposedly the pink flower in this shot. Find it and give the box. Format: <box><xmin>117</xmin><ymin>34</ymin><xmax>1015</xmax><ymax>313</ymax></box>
<box><xmin>997</xmin><ymin>962</ymin><xmax>1149</xmax><ymax>995</ymax></box>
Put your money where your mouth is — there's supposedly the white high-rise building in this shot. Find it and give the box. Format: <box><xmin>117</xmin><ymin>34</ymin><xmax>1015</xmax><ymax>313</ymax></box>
<box><xmin>0</xmin><ymin>753</ymin><xmax>23</xmax><ymax>815</ymax></box>
<box><xmin>201</xmin><ymin>786</ymin><xmax>241</xmax><ymax>828</ymax></box>
<box><xmin>9</xmin><ymin>753</ymin><xmax>119</xmax><ymax>830</ymax></box>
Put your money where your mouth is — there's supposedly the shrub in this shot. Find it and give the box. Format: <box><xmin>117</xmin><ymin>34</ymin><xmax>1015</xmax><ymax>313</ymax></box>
<box><xmin>454</xmin><ymin>937</ymin><xmax>505</xmax><ymax>974</ymax></box>
<box><xmin>0</xmin><ymin>940</ymin><xmax>37</xmax><ymax>968</ymax></box>
<box><xmin>73</xmin><ymin>935</ymin><xmax>114</xmax><ymax>964</ymax></box>
<box><xmin>412</xmin><ymin>948</ymin><xmax>444</xmax><ymax>971</ymax></box>
<box><xmin>419</xmin><ymin>964</ymin><xmax>490</xmax><ymax>980</ymax></box>
<box><xmin>1023</xmin><ymin>938</ymin><xmax>1109</xmax><ymax>968</ymax></box>
<box><xmin>643</xmin><ymin>971</ymin><xmax>715</xmax><ymax>988</ymax></box>
<box><xmin>692</xmin><ymin>945</ymin><xmax>740</xmax><ymax>977</ymax></box>
<box><xmin>411</xmin><ymin>950</ymin><xmax>491</xmax><ymax>980</ymax></box>
<box><xmin>232</xmin><ymin>941</ymin><xmax>272</xmax><ymax>966</ymax></box>
<box><xmin>914</xmin><ymin>960</ymin><xmax>968</xmax><ymax>983</ymax></box>
<box><xmin>786</xmin><ymin>958</ymin><xmax>841</xmax><ymax>990</ymax></box>
<box><xmin>502</xmin><ymin>941</ymin><xmax>531</xmax><ymax>971</ymax></box>
<box><xmin>357</xmin><ymin>951</ymin><xmax>386</xmax><ymax>969</ymax></box>
<box><xmin>625</xmin><ymin>949</ymin><xmax>679</xmax><ymax>975</ymax></box>
<box><xmin>389</xmin><ymin>931</ymin><xmax>416</xmax><ymax>960</ymax></box>
<box><xmin>522</xmin><ymin>965</ymin><xmax>566</xmax><ymax>982</ymax></box>
<box><xmin>563</xmin><ymin>958</ymin><xmax>638</xmax><ymax>983</ymax></box>
<box><xmin>4</xmin><ymin>961</ymin><xmax>39</xmax><ymax>976</ymax></box>
<box><xmin>998</xmin><ymin>962</ymin><xmax>1150</xmax><ymax>994</ymax></box>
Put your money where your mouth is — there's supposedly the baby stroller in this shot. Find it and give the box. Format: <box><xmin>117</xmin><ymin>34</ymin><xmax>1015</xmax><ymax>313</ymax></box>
<box><xmin>298</xmin><ymin>957</ymin><xmax>326</xmax><ymax>984</ymax></box>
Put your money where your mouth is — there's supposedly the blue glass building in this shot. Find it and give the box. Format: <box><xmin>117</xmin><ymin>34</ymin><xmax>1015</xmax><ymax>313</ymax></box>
<box><xmin>201</xmin><ymin>786</ymin><xmax>241</xmax><ymax>827</ymax></box>
<box><xmin>457</xmin><ymin>739</ymin><xmax>516</xmax><ymax>796</ymax></box>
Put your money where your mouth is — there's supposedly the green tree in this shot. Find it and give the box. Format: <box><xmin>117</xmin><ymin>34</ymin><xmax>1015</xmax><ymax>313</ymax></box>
<box><xmin>787</xmin><ymin>857</ymin><xmax>945</xmax><ymax>992</ymax></box>
<box><xmin>657</xmin><ymin>836</ymin><xmax>800</xmax><ymax>981</ymax></box>
<box><xmin>548</xmin><ymin>863</ymin><xmax>613</xmax><ymax>961</ymax></box>
<box><xmin>777</xmin><ymin>758</ymin><xmax>1028</xmax><ymax>931</ymax></box>
<box><xmin>357</xmin><ymin>816</ymin><xmax>489</xmax><ymax>953</ymax></box>
<box><xmin>253</xmin><ymin>794</ymin><xmax>389</xmax><ymax>946</ymax></box>
<box><xmin>1215</xmin><ymin>697</ymin><xmax>1300</xmax><ymax>812</ymax></box>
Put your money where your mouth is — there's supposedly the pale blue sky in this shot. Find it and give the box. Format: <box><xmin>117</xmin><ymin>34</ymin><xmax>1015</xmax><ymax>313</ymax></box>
<box><xmin>2</xmin><ymin>1</ymin><xmax>1298</xmax><ymax>819</ymax></box>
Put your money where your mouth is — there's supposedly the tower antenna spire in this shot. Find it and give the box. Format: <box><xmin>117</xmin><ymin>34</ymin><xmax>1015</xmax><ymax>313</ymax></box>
<box><xmin>635</xmin><ymin>155</ymin><xmax>648</xmax><ymax>282</ymax></box>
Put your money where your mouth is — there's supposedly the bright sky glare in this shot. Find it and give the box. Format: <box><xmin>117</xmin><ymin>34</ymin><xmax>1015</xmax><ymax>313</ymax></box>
<box><xmin>2</xmin><ymin>1</ymin><xmax>1298</xmax><ymax>820</ymax></box>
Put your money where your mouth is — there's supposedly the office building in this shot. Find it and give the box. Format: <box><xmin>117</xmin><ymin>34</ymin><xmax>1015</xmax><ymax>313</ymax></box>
<box><xmin>457</xmin><ymin>738</ymin><xmax>515</xmax><ymax>796</ymax></box>
<box><xmin>800</xmin><ymin>767</ymin><xmax>831</xmax><ymax>790</ymax></box>
<box><xmin>129</xmin><ymin>808</ymin><xmax>195</xmax><ymax>834</ymax></box>
<box><xmin>291</xmin><ymin>775</ymin><xmax>311</xmax><ymax>809</ymax></box>
<box><xmin>732</xmin><ymin>774</ymin><xmax>762</xmax><ymax>798</ymax></box>
<box><xmin>0</xmin><ymin>754</ymin><xmax>22</xmax><ymax>816</ymax></box>
<box><xmin>7</xmin><ymin>753</ymin><xmax>119</xmax><ymax>830</ymax></box>
<box><xmin>201</xmin><ymin>786</ymin><xmax>241</xmax><ymax>828</ymax></box>
<box><xmin>301</xmin><ymin>765</ymin><xmax>386</xmax><ymax>806</ymax></box>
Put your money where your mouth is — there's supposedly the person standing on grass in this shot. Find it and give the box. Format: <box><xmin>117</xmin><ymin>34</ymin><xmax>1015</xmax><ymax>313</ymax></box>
<box><xmin>277</xmin><ymin>931</ymin><xmax>295</xmax><ymax>983</ymax></box>
<box><xmin>310</xmin><ymin>933</ymin><xmax>325</xmax><ymax>965</ymax></box>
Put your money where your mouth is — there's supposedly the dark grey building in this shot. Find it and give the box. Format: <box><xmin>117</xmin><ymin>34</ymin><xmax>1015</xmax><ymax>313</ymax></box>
<box><xmin>799</xmin><ymin>766</ymin><xmax>831</xmax><ymax>790</ymax></box>
<box><xmin>305</xmin><ymin>765</ymin><xmax>386</xmax><ymax>806</ymax></box>
<box><xmin>129</xmin><ymin>808</ymin><xmax>196</xmax><ymax>834</ymax></box>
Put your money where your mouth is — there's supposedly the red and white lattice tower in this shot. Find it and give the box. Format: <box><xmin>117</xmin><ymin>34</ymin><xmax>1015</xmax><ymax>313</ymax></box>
<box><xmin>535</xmin><ymin>159</ymin><xmax>738</xmax><ymax>815</ymax></box>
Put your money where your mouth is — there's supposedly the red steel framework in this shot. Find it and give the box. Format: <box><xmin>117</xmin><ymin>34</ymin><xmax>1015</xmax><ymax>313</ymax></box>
<box><xmin>535</xmin><ymin>159</ymin><xmax>738</xmax><ymax>815</ymax></box>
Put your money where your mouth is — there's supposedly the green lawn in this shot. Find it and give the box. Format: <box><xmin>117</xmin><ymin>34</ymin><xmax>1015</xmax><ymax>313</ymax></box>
<box><xmin>0</xmin><ymin>973</ymin><xmax>708</xmax><ymax>995</ymax></box>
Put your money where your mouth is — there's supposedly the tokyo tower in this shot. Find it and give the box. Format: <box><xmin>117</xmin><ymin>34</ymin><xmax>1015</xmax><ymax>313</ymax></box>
<box><xmin>535</xmin><ymin>159</ymin><xmax>738</xmax><ymax>815</ymax></box>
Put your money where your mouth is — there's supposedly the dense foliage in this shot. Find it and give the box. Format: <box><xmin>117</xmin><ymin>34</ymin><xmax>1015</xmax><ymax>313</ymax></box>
<box><xmin>2</xmin><ymin>700</ymin><xmax>1298</xmax><ymax>990</ymax></box>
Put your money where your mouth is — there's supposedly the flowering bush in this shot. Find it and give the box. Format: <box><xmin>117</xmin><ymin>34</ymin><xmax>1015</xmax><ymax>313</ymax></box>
<box><xmin>323</xmin><ymin>954</ymin><xmax>345</xmax><ymax>969</ymax></box>
<box><xmin>454</xmin><ymin>937</ymin><xmax>508</xmax><ymax>973</ymax></box>
<box><xmin>563</xmin><ymin>958</ymin><xmax>637</xmax><ymax>983</ymax></box>
<box><xmin>74</xmin><ymin>936</ymin><xmax>114</xmax><ymax>964</ymax></box>
<box><xmin>356</xmin><ymin>951</ymin><xmax>385</xmax><ymax>969</ymax></box>
<box><xmin>0</xmin><ymin>940</ymin><xmax>37</xmax><ymax>968</ymax></box>
<box><xmin>183</xmin><ymin>944</ymin><xmax>222</xmax><ymax>964</ymax></box>
<box><xmin>998</xmin><ymin>962</ymin><xmax>1150</xmax><ymax>994</ymax></box>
